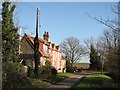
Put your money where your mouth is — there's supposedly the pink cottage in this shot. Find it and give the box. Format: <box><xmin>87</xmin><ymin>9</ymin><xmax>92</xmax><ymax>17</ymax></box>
<box><xmin>20</xmin><ymin>31</ymin><xmax>66</xmax><ymax>73</ymax></box>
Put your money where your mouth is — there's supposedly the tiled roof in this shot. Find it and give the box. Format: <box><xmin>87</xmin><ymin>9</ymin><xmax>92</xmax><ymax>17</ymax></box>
<box><xmin>23</xmin><ymin>33</ymin><xmax>45</xmax><ymax>56</ymax></box>
<box><xmin>38</xmin><ymin>38</ymin><xmax>47</xmax><ymax>43</ymax></box>
<box><xmin>25</xmin><ymin>34</ymin><xmax>47</xmax><ymax>43</ymax></box>
<box><xmin>21</xmin><ymin>33</ymin><xmax>61</xmax><ymax>56</ymax></box>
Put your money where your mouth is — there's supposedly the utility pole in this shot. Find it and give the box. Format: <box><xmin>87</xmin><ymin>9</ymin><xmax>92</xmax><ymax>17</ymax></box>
<box><xmin>101</xmin><ymin>53</ymin><xmax>104</xmax><ymax>74</ymax></box>
<box><xmin>118</xmin><ymin>1</ymin><xmax>120</xmax><ymax>30</ymax></box>
<box><xmin>117</xmin><ymin>1</ymin><xmax>120</xmax><ymax>87</ymax></box>
<box><xmin>34</xmin><ymin>7</ymin><xmax>40</xmax><ymax>79</ymax></box>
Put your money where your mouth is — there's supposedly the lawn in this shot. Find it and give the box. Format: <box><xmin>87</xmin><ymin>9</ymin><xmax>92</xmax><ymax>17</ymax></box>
<box><xmin>45</xmin><ymin>72</ymin><xmax>74</xmax><ymax>84</ymax></box>
<box><xmin>74</xmin><ymin>74</ymin><xmax>114</xmax><ymax>89</ymax></box>
<box><xmin>28</xmin><ymin>72</ymin><xmax>74</xmax><ymax>88</ymax></box>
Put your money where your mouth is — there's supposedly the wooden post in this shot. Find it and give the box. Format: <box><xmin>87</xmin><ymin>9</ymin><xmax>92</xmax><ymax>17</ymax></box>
<box><xmin>34</xmin><ymin>7</ymin><xmax>40</xmax><ymax>79</ymax></box>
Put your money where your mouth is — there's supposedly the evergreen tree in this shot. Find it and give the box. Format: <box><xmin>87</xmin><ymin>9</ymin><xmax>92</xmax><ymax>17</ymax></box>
<box><xmin>2</xmin><ymin>2</ymin><xmax>19</xmax><ymax>62</ymax></box>
<box><xmin>89</xmin><ymin>44</ymin><xmax>101</xmax><ymax>70</ymax></box>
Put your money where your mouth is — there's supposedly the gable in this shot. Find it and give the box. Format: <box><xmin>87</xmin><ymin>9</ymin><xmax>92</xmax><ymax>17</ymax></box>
<box><xmin>20</xmin><ymin>38</ymin><xmax>34</xmax><ymax>55</ymax></box>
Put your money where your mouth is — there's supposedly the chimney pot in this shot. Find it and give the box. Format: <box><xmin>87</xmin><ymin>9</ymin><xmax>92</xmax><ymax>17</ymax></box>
<box><xmin>43</xmin><ymin>31</ymin><xmax>50</xmax><ymax>42</ymax></box>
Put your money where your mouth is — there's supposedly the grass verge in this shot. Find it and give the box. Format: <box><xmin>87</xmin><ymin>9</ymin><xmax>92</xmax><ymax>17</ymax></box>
<box><xmin>74</xmin><ymin>74</ymin><xmax>114</xmax><ymax>89</ymax></box>
<box><xmin>45</xmin><ymin>72</ymin><xmax>74</xmax><ymax>84</ymax></box>
<box><xmin>28</xmin><ymin>72</ymin><xmax>74</xmax><ymax>88</ymax></box>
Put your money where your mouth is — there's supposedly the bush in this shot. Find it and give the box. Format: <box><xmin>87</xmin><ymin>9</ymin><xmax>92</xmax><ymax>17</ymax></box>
<box><xmin>2</xmin><ymin>62</ymin><xmax>24</xmax><ymax>76</ymax></box>
<box><xmin>2</xmin><ymin>62</ymin><xmax>33</xmax><ymax>89</ymax></box>
<box><xmin>66</xmin><ymin>65</ymin><xmax>75</xmax><ymax>73</ymax></box>
<box><xmin>35</xmin><ymin>60</ymin><xmax>52</xmax><ymax>80</ymax></box>
<box><xmin>73</xmin><ymin>66</ymin><xmax>78</xmax><ymax>72</ymax></box>
<box><xmin>105</xmin><ymin>72</ymin><xmax>120</xmax><ymax>88</ymax></box>
<box><xmin>51</xmin><ymin>67</ymin><xmax>57</xmax><ymax>76</ymax></box>
<box><xmin>77</xmin><ymin>68</ymin><xmax>82</xmax><ymax>72</ymax></box>
<box><xmin>28</xmin><ymin>68</ymin><xmax>35</xmax><ymax>78</ymax></box>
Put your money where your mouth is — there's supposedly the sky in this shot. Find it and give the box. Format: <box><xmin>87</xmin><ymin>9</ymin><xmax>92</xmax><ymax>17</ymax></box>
<box><xmin>15</xmin><ymin>2</ymin><xmax>117</xmax><ymax>44</ymax></box>
<box><xmin>1</xmin><ymin>2</ymin><xmax>118</xmax><ymax>63</ymax></box>
<box><xmin>15</xmin><ymin>2</ymin><xmax>117</xmax><ymax>63</ymax></box>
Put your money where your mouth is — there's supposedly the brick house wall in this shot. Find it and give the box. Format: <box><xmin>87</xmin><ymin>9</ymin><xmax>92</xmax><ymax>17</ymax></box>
<box><xmin>20</xmin><ymin>32</ymin><xmax>66</xmax><ymax>73</ymax></box>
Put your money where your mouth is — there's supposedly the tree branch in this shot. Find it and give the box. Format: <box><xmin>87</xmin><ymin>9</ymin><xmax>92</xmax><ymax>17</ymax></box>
<box><xmin>85</xmin><ymin>13</ymin><xmax>117</xmax><ymax>30</ymax></box>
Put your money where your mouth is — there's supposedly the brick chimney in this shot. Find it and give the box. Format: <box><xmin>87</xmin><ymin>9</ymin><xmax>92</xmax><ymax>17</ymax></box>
<box><xmin>43</xmin><ymin>31</ymin><xmax>50</xmax><ymax>42</ymax></box>
<box><xmin>56</xmin><ymin>46</ymin><xmax>60</xmax><ymax>51</ymax></box>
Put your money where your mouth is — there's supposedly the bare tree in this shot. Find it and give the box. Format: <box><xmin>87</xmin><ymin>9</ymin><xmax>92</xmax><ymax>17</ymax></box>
<box><xmin>97</xmin><ymin>28</ymin><xmax>120</xmax><ymax>87</ymax></box>
<box><xmin>86</xmin><ymin>2</ymin><xmax>120</xmax><ymax>86</ymax></box>
<box><xmin>86</xmin><ymin>2</ymin><xmax>119</xmax><ymax>31</ymax></box>
<box><xmin>60</xmin><ymin>37</ymin><xmax>84</xmax><ymax>66</ymax></box>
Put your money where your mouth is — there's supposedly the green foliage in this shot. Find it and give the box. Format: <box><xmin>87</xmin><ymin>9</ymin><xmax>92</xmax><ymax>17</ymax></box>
<box><xmin>32</xmin><ymin>60</ymin><xmax>52</xmax><ymax>80</ymax></box>
<box><xmin>75</xmin><ymin>74</ymin><xmax>114</xmax><ymax>89</ymax></box>
<box><xmin>66</xmin><ymin>60</ymin><xmax>71</xmax><ymax>66</ymax></box>
<box><xmin>51</xmin><ymin>67</ymin><xmax>57</xmax><ymax>76</ymax></box>
<box><xmin>28</xmin><ymin>73</ymin><xmax>74</xmax><ymax>88</ymax></box>
<box><xmin>2</xmin><ymin>62</ymin><xmax>24</xmax><ymax>75</ymax></box>
<box><xmin>28</xmin><ymin>68</ymin><xmax>35</xmax><ymax>78</ymax></box>
<box><xmin>58</xmin><ymin>72</ymin><xmax>74</xmax><ymax>78</ymax></box>
<box><xmin>77</xmin><ymin>68</ymin><xmax>82</xmax><ymax>72</ymax></box>
<box><xmin>32</xmin><ymin>80</ymin><xmax>51</xmax><ymax>88</ymax></box>
<box><xmin>89</xmin><ymin>44</ymin><xmax>101</xmax><ymax>70</ymax></box>
<box><xmin>66</xmin><ymin>65</ymin><xmax>75</xmax><ymax>73</ymax></box>
<box><xmin>2</xmin><ymin>62</ymin><xmax>33</xmax><ymax>89</ymax></box>
<box><xmin>41</xmin><ymin>60</ymin><xmax>52</xmax><ymax>79</ymax></box>
<box><xmin>2</xmin><ymin>2</ymin><xmax>19</xmax><ymax>62</ymax></box>
<box><xmin>2</xmin><ymin>62</ymin><xmax>52</xmax><ymax>89</ymax></box>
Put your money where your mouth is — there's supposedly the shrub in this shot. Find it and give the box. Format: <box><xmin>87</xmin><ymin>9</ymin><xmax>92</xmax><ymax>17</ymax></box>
<box><xmin>28</xmin><ymin>68</ymin><xmax>35</xmax><ymax>78</ymax></box>
<box><xmin>42</xmin><ymin>60</ymin><xmax>52</xmax><ymax>79</ymax></box>
<box><xmin>2</xmin><ymin>62</ymin><xmax>33</xmax><ymax>89</ymax></box>
<box><xmin>73</xmin><ymin>66</ymin><xmax>78</xmax><ymax>72</ymax></box>
<box><xmin>77</xmin><ymin>68</ymin><xmax>82</xmax><ymax>72</ymax></box>
<box><xmin>105</xmin><ymin>72</ymin><xmax>120</xmax><ymax>88</ymax></box>
<box><xmin>66</xmin><ymin>65</ymin><xmax>75</xmax><ymax>73</ymax></box>
<box><xmin>34</xmin><ymin>60</ymin><xmax>52</xmax><ymax>80</ymax></box>
<box><xmin>51</xmin><ymin>67</ymin><xmax>57</xmax><ymax>76</ymax></box>
<box><xmin>2</xmin><ymin>62</ymin><xmax>24</xmax><ymax>76</ymax></box>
